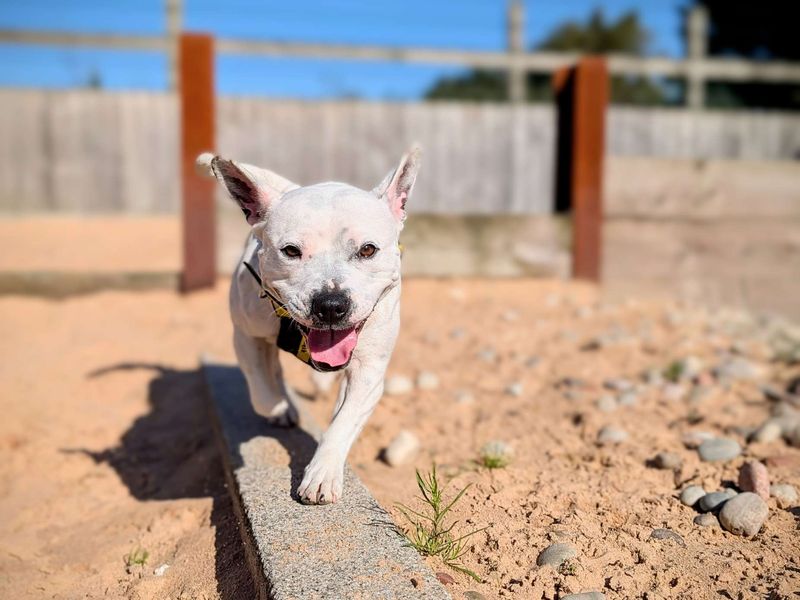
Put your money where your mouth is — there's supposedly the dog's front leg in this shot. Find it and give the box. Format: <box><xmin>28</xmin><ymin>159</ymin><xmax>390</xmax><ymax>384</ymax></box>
<box><xmin>298</xmin><ymin>361</ymin><xmax>386</xmax><ymax>504</ymax></box>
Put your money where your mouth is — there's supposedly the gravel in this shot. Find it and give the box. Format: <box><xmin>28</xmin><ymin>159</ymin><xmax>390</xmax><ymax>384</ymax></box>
<box><xmin>382</xmin><ymin>430</ymin><xmax>420</xmax><ymax>466</ymax></box>
<box><xmin>506</xmin><ymin>382</ymin><xmax>524</xmax><ymax>397</ymax></box>
<box><xmin>597</xmin><ymin>425</ymin><xmax>628</xmax><ymax>445</ymax></box>
<box><xmin>477</xmin><ymin>348</ymin><xmax>497</xmax><ymax>363</ymax></box>
<box><xmin>536</xmin><ymin>542</ymin><xmax>577</xmax><ymax>568</ymax></box>
<box><xmin>603</xmin><ymin>378</ymin><xmax>633</xmax><ymax>392</ymax></box>
<box><xmin>682</xmin><ymin>430</ymin><xmax>715</xmax><ymax>449</ymax></box>
<box><xmin>561</xmin><ymin>594</ymin><xmax>606</xmax><ymax>600</ymax></box>
<box><xmin>738</xmin><ymin>461</ymin><xmax>770</xmax><ymax>500</ymax></box>
<box><xmin>416</xmin><ymin>371</ymin><xmax>440</xmax><ymax>391</ymax></box>
<box><xmin>697</xmin><ymin>438</ymin><xmax>742</xmax><ymax>462</ymax></box>
<box><xmin>770</xmin><ymin>483</ymin><xmax>798</xmax><ymax>508</ymax></box>
<box><xmin>649</xmin><ymin>528</ymin><xmax>685</xmax><ymax>546</ymax></box>
<box><xmin>680</xmin><ymin>485</ymin><xmax>706</xmax><ymax>507</ymax></box>
<box><xmin>384</xmin><ymin>375</ymin><xmax>413</xmax><ymax>396</ymax></box>
<box><xmin>719</xmin><ymin>492</ymin><xmax>769</xmax><ymax>536</ymax></box>
<box><xmin>617</xmin><ymin>390</ymin><xmax>639</xmax><ymax>407</ymax></box>
<box><xmin>750</xmin><ymin>419</ymin><xmax>784</xmax><ymax>443</ymax></box>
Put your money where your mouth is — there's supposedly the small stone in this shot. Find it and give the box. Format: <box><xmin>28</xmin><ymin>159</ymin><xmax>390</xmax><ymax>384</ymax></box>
<box><xmin>596</xmin><ymin>395</ymin><xmax>617</xmax><ymax>413</ymax></box>
<box><xmin>449</xmin><ymin>327</ymin><xmax>466</xmax><ymax>340</ymax></box>
<box><xmin>597</xmin><ymin>425</ymin><xmax>628</xmax><ymax>445</ymax></box>
<box><xmin>464</xmin><ymin>592</ymin><xmax>487</xmax><ymax>600</ymax></box>
<box><xmin>416</xmin><ymin>371</ymin><xmax>440</xmax><ymax>391</ymax></box>
<box><xmin>650</xmin><ymin>528</ymin><xmax>685</xmax><ymax>546</ymax></box>
<box><xmin>536</xmin><ymin>542</ymin><xmax>577</xmax><ymax>568</ymax></box>
<box><xmin>617</xmin><ymin>390</ymin><xmax>638</xmax><ymax>407</ymax></box>
<box><xmin>738</xmin><ymin>461</ymin><xmax>770</xmax><ymax>500</ymax></box>
<box><xmin>719</xmin><ymin>492</ymin><xmax>769</xmax><ymax>536</ymax></box>
<box><xmin>680</xmin><ymin>485</ymin><xmax>706</xmax><ymax>507</ymax></box>
<box><xmin>603</xmin><ymin>378</ymin><xmax>633</xmax><ymax>392</ymax></box>
<box><xmin>561</xmin><ymin>594</ymin><xmax>606</xmax><ymax>600</ymax></box>
<box><xmin>653</xmin><ymin>452</ymin><xmax>682</xmax><ymax>470</ymax></box>
<box><xmin>770</xmin><ymin>483</ymin><xmax>798</xmax><ymax>508</ymax></box>
<box><xmin>697</xmin><ymin>438</ymin><xmax>741</xmax><ymax>462</ymax></box>
<box><xmin>662</xmin><ymin>383</ymin><xmax>686</xmax><ymax>402</ymax></box>
<box><xmin>525</xmin><ymin>356</ymin><xmax>541</xmax><ymax>368</ymax></box>
<box><xmin>383</xmin><ymin>430</ymin><xmax>420</xmax><ymax>466</ymax></box>
<box><xmin>477</xmin><ymin>348</ymin><xmax>496</xmax><ymax>363</ymax></box>
<box><xmin>688</xmin><ymin>385</ymin><xmax>713</xmax><ymax>404</ymax></box>
<box><xmin>454</xmin><ymin>390</ymin><xmax>475</xmax><ymax>405</ymax></box>
<box><xmin>750</xmin><ymin>419</ymin><xmax>784</xmax><ymax>443</ymax></box>
<box><xmin>410</xmin><ymin>577</ymin><xmax>420</xmax><ymax>588</ymax></box>
<box><xmin>682</xmin><ymin>430</ymin><xmax>715</xmax><ymax>449</ymax></box>
<box><xmin>384</xmin><ymin>375</ymin><xmax>413</xmax><ymax>396</ymax></box>
<box><xmin>505</xmin><ymin>382</ymin><xmax>524</xmax><ymax>397</ymax></box>
<box><xmin>714</xmin><ymin>357</ymin><xmax>763</xmax><ymax>382</ymax></box>
<box><xmin>153</xmin><ymin>564</ymin><xmax>170</xmax><ymax>577</ymax></box>
<box><xmin>643</xmin><ymin>368</ymin><xmax>664</xmax><ymax>387</ymax></box>
<box><xmin>435</xmin><ymin>571</ymin><xmax>455</xmax><ymax>585</ymax></box>
<box><xmin>694</xmin><ymin>513</ymin><xmax>717</xmax><ymax>527</ymax></box>
<box><xmin>699</xmin><ymin>490</ymin><xmax>736</xmax><ymax>513</ymax></box>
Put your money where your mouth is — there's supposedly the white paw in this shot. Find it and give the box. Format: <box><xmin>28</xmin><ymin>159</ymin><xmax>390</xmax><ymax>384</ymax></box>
<box><xmin>253</xmin><ymin>398</ymin><xmax>298</xmax><ymax>428</ymax></box>
<box><xmin>298</xmin><ymin>457</ymin><xmax>344</xmax><ymax>505</ymax></box>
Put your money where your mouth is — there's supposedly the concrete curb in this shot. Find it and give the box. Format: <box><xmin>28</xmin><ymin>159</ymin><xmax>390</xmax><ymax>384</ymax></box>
<box><xmin>202</xmin><ymin>360</ymin><xmax>451</xmax><ymax>600</ymax></box>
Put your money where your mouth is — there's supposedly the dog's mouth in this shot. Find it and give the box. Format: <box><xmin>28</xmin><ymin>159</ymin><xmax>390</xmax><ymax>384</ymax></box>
<box><xmin>306</xmin><ymin>322</ymin><xmax>364</xmax><ymax>368</ymax></box>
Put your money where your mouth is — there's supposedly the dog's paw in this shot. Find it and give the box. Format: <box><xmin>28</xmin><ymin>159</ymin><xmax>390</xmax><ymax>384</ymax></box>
<box><xmin>255</xmin><ymin>399</ymin><xmax>299</xmax><ymax>428</ymax></box>
<box><xmin>297</xmin><ymin>458</ymin><xmax>344</xmax><ymax>505</ymax></box>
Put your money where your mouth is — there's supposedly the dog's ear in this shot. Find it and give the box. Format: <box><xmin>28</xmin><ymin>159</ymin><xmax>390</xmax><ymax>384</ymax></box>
<box><xmin>196</xmin><ymin>153</ymin><xmax>298</xmax><ymax>225</ymax></box>
<box><xmin>372</xmin><ymin>146</ymin><xmax>421</xmax><ymax>223</ymax></box>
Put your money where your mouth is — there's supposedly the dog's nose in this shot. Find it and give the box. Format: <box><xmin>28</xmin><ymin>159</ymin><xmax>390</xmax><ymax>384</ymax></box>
<box><xmin>311</xmin><ymin>291</ymin><xmax>351</xmax><ymax>325</ymax></box>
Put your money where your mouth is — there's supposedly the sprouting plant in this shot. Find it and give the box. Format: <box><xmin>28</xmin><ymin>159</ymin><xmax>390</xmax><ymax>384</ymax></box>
<box><xmin>395</xmin><ymin>464</ymin><xmax>487</xmax><ymax>582</ymax></box>
<box><xmin>124</xmin><ymin>547</ymin><xmax>149</xmax><ymax>567</ymax></box>
<box><xmin>479</xmin><ymin>440</ymin><xmax>514</xmax><ymax>469</ymax></box>
<box><xmin>663</xmin><ymin>360</ymin><xmax>683</xmax><ymax>383</ymax></box>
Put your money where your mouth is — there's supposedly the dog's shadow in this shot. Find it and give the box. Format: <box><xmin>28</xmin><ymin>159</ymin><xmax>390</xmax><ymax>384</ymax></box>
<box><xmin>71</xmin><ymin>362</ymin><xmax>318</xmax><ymax>600</ymax></box>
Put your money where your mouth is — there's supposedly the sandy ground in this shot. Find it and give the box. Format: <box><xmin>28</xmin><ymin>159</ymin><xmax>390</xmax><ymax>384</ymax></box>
<box><xmin>1</xmin><ymin>279</ymin><xmax>799</xmax><ymax>599</ymax></box>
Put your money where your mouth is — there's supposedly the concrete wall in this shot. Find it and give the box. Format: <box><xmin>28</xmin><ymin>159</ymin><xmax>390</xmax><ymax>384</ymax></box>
<box><xmin>603</xmin><ymin>157</ymin><xmax>800</xmax><ymax>319</ymax></box>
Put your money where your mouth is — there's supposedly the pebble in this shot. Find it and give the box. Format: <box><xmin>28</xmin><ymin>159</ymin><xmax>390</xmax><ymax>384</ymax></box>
<box><xmin>435</xmin><ymin>571</ymin><xmax>455</xmax><ymax>585</ymax></box>
<box><xmin>383</xmin><ymin>430</ymin><xmax>420</xmax><ymax>466</ymax></box>
<box><xmin>561</xmin><ymin>594</ymin><xmax>606</xmax><ymax>600</ymax></box>
<box><xmin>449</xmin><ymin>327</ymin><xmax>466</xmax><ymax>340</ymax></box>
<box><xmin>738</xmin><ymin>461</ymin><xmax>770</xmax><ymax>500</ymax></box>
<box><xmin>525</xmin><ymin>356</ymin><xmax>541</xmax><ymax>368</ymax></box>
<box><xmin>682</xmin><ymin>430</ymin><xmax>715</xmax><ymax>449</ymax></box>
<box><xmin>477</xmin><ymin>348</ymin><xmax>496</xmax><ymax>363</ymax></box>
<box><xmin>662</xmin><ymin>383</ymin><xmax>686</xmax><ymax>402</ymax></box>
<box><xmin>680</xmin><ymin>485</ymin><xmax>706</xmax><ymax>507</ymax></box>
<box><xmin>416</xmin><ymin>371</ymin><xmax>440</xmax><ymax>391</ymax></box>
<box><xmin>603</xmin><ymin>378</ymin><xmax>633</xmax><ymax>392</ymax></box>
<box><xmin>650</xmin><ymin>528</ymin><xmax>685</xmax><ymax>546</ymax></box>
<box><xmin>719</xmin><ymin>492</ymin><xmax>769</xmax><ymax>536</ymax></box>
<box><xmin>153</xmin><ymin>563</ymin><xmax>170</xmax><ymax>577</ymax></box>
<box><xmin>653</xmin><ymin>452</ymin><xmax>682</xmax><ymax>470</ymax></box>
<box><xmin>454</xmin><ymin>390</ymin><xmax>475</xmax><ymax>405</ymax></box>
<box><xmin>536</xmin><ymin>542</ymin><xmax>577</xmax><ymax>568</ymax></box>
<box><xmin>693</xmin><ymin>513</ymin><xmax>717</xmax><ymax>527</ymax></box>
<box><xmin>464</xmin><ymin>592</ymin><xmax>487</xmax><ymax>600</ymax></box>
<box><xmin>617</xmin><ymin>390</ymin><xmax>638</xmax><ymax>407</ymax></box>
<box><xmin>597</xmin><ymin>426</ymin><xmax>628</xmax><ymax>445</ymax></box>
<box><xmin>714</xmin><ymin>357</ymin><xmax>762</xmax><ymax>382</ymax></box>
<box><xmin>698</xmin><ymin>490</ymin><xmax>736</xmax><ymax>513</ymax></box>
<box><xmin>770</xmin><ymin>483</ymin><xmax>798</xmax><ymax>508</ymax></box>
<box><xmin>697</xmin><ymin>438</ymin><xmax>741</xmax><ymax>462</ymax></box>
<box><xmin>505</xmin><ymin>382</ymin><xmax>524</xmax><ymax>397</ymax></box>
<box><xmin>384</xmin><ymin>375</ymin><xmax>413</xmax><ymax>396</ymax></box>
<box><xmin>750</xmin><ymin>419</ymin><xmax>784</xmax><ymax>443</ymax></box>
<box><xmin>642</xmin><ymin>368</ymin><xmax>664</xmax><ymax>387</ymax></box>
<box><xmin>596</xmin><ymin>395</ymin><xmax>617</xmax><ymax>413</ymax></box>
<box><xmin>688</xmin><ymin>385</ymin><xmax>713</xmax><ymax>404</ymax></box>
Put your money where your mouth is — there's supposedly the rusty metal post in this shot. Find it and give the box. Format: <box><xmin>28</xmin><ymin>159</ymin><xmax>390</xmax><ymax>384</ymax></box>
<box><xmin>179</xmin><ymin>33</ymin><xmax>216</xmax><ymax>292</ymax></box>
<box><xmin>553</xmin><ymin>57</ymin><xmax>608</xmax><ymax>282</ymax></box>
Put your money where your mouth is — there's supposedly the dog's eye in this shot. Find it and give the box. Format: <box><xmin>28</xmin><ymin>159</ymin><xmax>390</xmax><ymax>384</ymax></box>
<box><xmin>357</xmin><ymin>243</ymin><xmax>378</xmax><ymax>259</ymax></box>
<box><xmin>281</xmin><ymin>245</ymin><xmax>302</xmax><ymax>259</ymax></box>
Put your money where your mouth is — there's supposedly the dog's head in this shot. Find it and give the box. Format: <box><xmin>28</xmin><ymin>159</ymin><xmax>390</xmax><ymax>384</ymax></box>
<box><xmin>199</xmin><ymin>147</ymin><xmax>420</xmax><ymax>368</ymax></box>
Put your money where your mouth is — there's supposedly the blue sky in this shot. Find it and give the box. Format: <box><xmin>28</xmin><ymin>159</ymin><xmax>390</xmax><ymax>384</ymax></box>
<box><xmin>0</xmin><ymin>0</ymin><xmax>688</xmax><ymax>99</ymax></box>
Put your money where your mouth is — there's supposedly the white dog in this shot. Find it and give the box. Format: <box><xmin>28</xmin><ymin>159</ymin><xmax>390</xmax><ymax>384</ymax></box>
<box><xmin>197</xmin><ymin>147</ymin><xmax>420</xmax><ymax>505</ymax></box>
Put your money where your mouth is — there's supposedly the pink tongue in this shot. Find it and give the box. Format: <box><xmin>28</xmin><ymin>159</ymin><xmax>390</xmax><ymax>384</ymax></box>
<box><xmin>307</xmin><ymin>327</ymin><xmax>359</xmax><ymax>367</ymax></box>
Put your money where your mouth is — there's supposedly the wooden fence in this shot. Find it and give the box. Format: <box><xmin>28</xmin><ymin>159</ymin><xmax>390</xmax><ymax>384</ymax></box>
<box><xmin>1</xmin><ymin>89</ymin><xmax>799</xmax><ymax>215</ymax></box>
